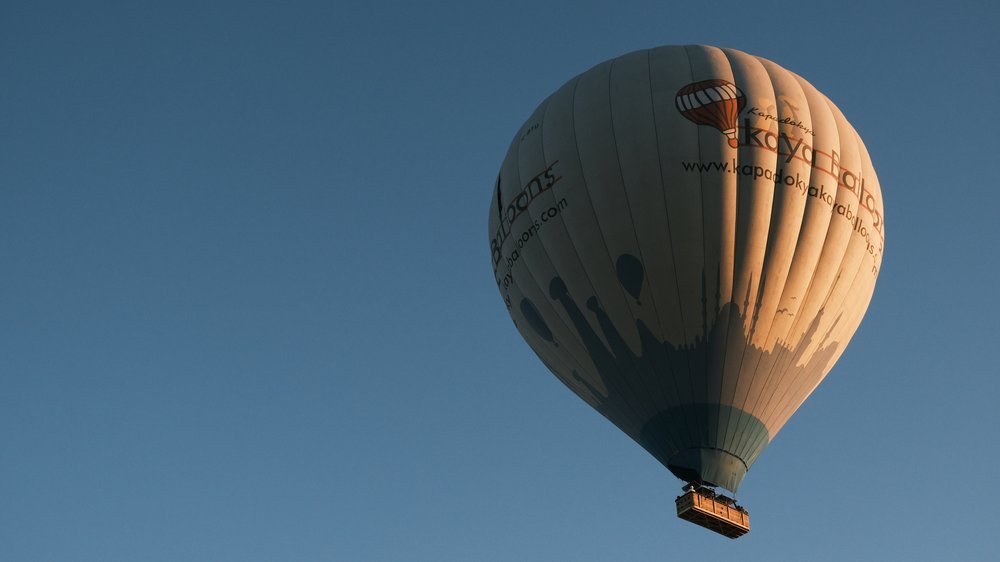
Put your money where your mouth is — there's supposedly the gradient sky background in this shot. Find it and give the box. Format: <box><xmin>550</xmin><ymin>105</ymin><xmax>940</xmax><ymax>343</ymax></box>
<box><xmin>2</xmin><ymin>1</ymin><xmax>998</xmax><ymax>561</ymax></box>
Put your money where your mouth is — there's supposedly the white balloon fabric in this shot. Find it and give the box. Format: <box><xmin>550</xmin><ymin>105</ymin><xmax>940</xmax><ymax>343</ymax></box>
<box><xmin>488</xmin><ymin>45</ymin><xmax>885</xmax><ymax>492</ymax></box>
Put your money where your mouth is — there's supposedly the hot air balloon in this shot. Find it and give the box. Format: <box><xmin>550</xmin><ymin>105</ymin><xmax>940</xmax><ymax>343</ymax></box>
<box><xmin>487</xmin><ymin>45</ymin><xmax>885</xmax><ymax>537</ymax></box>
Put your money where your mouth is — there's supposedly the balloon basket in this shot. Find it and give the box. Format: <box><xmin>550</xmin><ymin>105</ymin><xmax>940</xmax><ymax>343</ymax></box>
<box><xmin>675</xmin><ymin>487</ymin><xmax>750</xmax><ymax>538</ymax></box>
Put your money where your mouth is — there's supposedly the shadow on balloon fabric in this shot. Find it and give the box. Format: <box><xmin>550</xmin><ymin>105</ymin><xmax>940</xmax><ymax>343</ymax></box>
<box><xmin>521</xmin><ymin>254</ymin><xmax>842</xmax><ymax>492</ymax></box>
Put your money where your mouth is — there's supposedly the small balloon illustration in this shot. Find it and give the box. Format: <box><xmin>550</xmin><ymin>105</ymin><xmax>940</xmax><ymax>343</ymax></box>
<box><xmin>675</xmin><ymin>79</ymin><xmax>746</xmax><ymax>148</ymax></box>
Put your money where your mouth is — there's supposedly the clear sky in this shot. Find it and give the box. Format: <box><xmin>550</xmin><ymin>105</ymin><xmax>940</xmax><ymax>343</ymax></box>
<box><xmin>2</xmin><ymin>1</ymin><xmax>998</xmax><ymax>560</ymax></box>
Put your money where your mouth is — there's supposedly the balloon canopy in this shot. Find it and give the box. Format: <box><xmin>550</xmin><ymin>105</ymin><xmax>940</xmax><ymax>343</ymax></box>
<box><xmin>488</xmin><ymin>45</ymin><xmax>885</xmax><ymax>493</ymax></box>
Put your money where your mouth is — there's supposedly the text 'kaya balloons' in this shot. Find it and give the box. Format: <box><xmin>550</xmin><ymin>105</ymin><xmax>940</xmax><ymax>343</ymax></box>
<box><xmin>488</xmin><ymin>46</ymin><xmax>884</xmax><ymax>493</ymax></box>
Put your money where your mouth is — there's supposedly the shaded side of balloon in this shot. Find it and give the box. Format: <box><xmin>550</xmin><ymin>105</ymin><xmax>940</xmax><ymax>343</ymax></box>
<box><xmin>520</xmin><ymin>253</ymin><xmax>843</xmax><ymax>488</ymax></box>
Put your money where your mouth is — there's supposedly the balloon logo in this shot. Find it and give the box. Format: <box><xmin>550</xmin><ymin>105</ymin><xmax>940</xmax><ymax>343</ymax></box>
<box><xmin>675</xmin><ymin>79</ymin><xmax>746</xmax><ymax>148</ymax></box>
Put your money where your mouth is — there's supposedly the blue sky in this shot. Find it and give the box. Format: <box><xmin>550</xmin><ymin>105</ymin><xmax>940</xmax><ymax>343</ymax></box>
<box><xmin>1</xmin><ymin>1</ymin><xmax>998</xmax><ymax>560</ymax></box>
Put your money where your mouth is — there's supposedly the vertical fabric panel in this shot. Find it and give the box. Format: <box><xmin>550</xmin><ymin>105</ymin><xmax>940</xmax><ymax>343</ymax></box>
<box><xmin>729</xmin><ymin>56</ymin><xmax>814</xmax><ymax>452</ymax></box>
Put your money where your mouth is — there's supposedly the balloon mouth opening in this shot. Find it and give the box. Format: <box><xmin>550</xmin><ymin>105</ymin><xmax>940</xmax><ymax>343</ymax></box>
<box><xmin>668</xmin><ymin>463</ymin><xmax>717</xmax><ymax>487</ymax></box>
<box><xmin>666</xmin><ymin>448</ymin><xmax>750</xmax><ymax>494</ymax></box>
<box><xmin>727</xmin><ymin>137</ymin><xmax>739</xmax><ymax>148</ymax></box>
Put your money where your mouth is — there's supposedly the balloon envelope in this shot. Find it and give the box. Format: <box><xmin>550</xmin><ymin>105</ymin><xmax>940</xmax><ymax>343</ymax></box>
<box><xmin>488</xmin><ymin>45</ymin><xmax>885</xmax><ymax>492</ymax></box>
